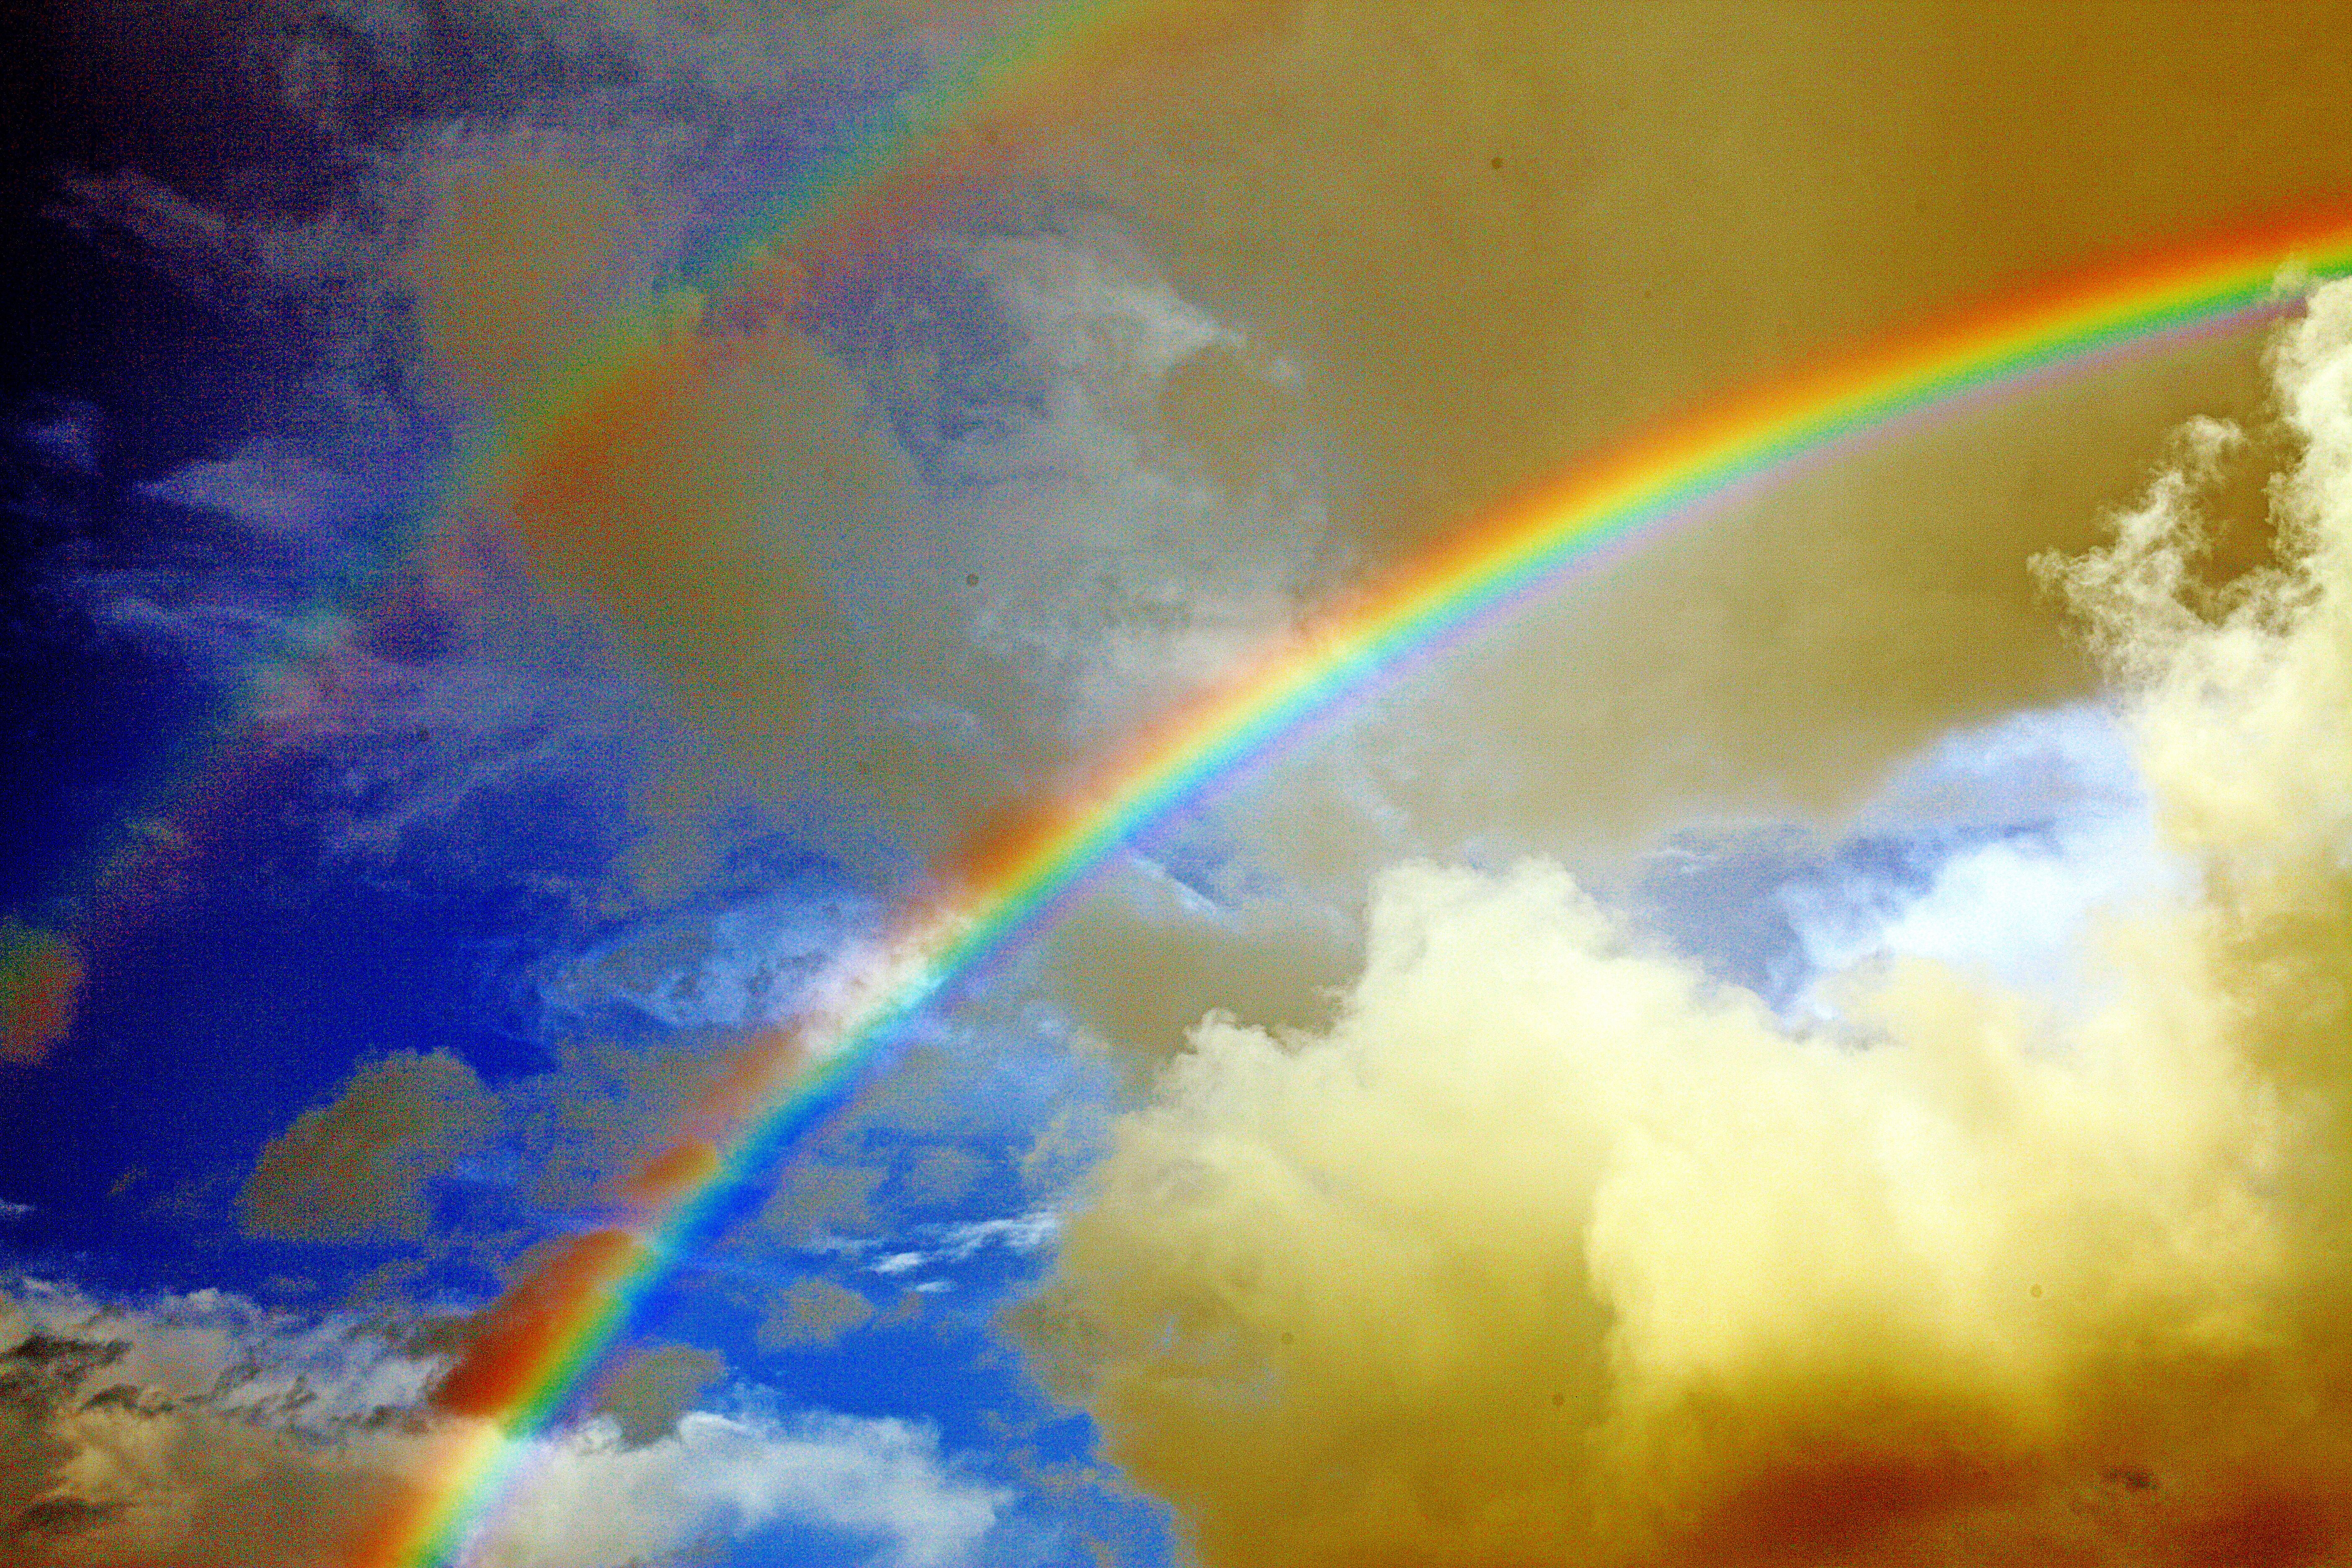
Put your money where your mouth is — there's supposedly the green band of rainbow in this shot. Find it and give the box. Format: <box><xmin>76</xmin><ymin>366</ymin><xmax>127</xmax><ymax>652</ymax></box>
<box><xmin>345</xmin><ymin>13</ymin><xmax>2352</xmax><ymax>1567</ymax></box>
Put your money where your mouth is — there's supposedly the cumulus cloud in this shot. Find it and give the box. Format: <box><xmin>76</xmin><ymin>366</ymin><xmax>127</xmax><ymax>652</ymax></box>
<box><xmin>1022</xmin><ymin>280</ymin><xmax>2352</xmax><ymax>1566</ymax></box>
<box><xmin>240</xmin><ymin>1050</ymin><xmax>499</xmax><ymax>1241</ymax></box>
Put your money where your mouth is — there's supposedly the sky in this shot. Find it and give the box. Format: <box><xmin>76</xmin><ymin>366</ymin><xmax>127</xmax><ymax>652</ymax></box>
<box><xmin>10</xmin><ymin>3</ymin><xmax>2352</xmax><ymax>1565</ymax></box>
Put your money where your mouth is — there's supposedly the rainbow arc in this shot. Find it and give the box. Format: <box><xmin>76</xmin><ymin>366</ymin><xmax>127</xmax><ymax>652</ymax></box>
<box><xmin>341</xmin><ymin>8</ymin><xmax>2352</xmax><ymax>1563</ymax></box>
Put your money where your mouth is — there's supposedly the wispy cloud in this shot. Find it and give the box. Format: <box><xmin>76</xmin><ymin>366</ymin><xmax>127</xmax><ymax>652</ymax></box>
<box><xmin>3</xmin><ymin>1278</ymin><xmax>1014</xmax><ymax>1567</ymax></box>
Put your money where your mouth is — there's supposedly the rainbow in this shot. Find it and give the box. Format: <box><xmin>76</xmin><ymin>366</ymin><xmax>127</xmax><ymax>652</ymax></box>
<box><xmin>336</xmin><ymin>13</ymin><xmax>2352</xmax><ymax>1568</ymax></box>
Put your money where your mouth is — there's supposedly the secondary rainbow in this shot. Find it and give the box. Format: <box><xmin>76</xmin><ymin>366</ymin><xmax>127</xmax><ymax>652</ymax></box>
<box><xmin>347</xmin><ymin>21</ymin><xmax>2352</xmax><ymax>1568</ymax></box>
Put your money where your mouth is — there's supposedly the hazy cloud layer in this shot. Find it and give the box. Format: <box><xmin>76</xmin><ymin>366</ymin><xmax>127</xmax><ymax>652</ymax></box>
<box><xmin>1008</xmin><ymin>0</ymin><xmax>2352</xmax><ymax>849</ymax></box>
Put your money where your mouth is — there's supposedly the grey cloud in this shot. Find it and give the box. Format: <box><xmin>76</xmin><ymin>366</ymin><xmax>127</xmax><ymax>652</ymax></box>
<box><xmin>240</xmin><ymin>1050</ymin><xmax>499</xmax><ymax>1242</ymax></box>
<box><xmin>756</xmin><ymin>1276</ymin><xmax>874</xmax><ymax>1351</ymax></box>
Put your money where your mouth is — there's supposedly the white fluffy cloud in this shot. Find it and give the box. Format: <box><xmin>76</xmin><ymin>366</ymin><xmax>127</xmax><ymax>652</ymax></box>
<box><xmin>470</xmin><ymin>1409</ymin><xmax>1011</xmax><ymax>1568</ymax></box>
<box><xmin>1780</xmin><ymin>704</ymin><xmax>2183</xmax><ymax>1014</ymax></box>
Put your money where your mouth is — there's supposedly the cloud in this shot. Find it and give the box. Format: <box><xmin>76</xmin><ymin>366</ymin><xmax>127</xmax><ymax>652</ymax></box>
<box><xmin>987</xmin><ymin>1</ymin><xmax>2352</xmax><ymax>856</ymax></box>
<box><xmin>240</xmin><ymin>1050</ymin><xmax>499</xmax><ymax>1241</ymax></box>
<box><xmin>756</xmin><ymin>1158</ymin><xmax>891</xmax><ymax>1248</ymax></box>
<box><xmin>539</xmin><ymin>875</ymin><xmax>877</xmax><ymax>1031</ymax></box>
<box><xmin>2</xmin><ymin>1278</ymin><xmax>1011</xmax><ymax>1568</ymax></box>
<box><xmin>1854</xmin><ymin>701</ymin><xmax>2151</xmax><ymax>834</ymax></box>
<box><xmin>55</xmin><ymin>0</ymin><xmax>2352</xmax><ymax>908</ymax></box>
<box><xmin>1026</xmin><ymin>857</ymin><xmax>2288</xmax><ymax>1565</ymax></box>
<box><xmin>14</xmin><ymin>2</ymin><xmax>1320</xmax><ymax>1037</ymax></box>
<box><xmin>57</xmin><ymin>451</ymin><xmax>389</xmax><ymax>673</ymax></box>
<box><xmin>209</xmin><ymin>0</ymin><xmax>2352</xmax><ymax>1086</ymax></box>
<box><xmin>668</xmin><ymin>221</ymin><xmax>1329</xmax><ymax>875</ymax></box>
<box><xmin>1779</xmin><ymin>813</ymin><xmax>2169</xmax><ymax>1019</ymax></box>
<box><xmin>588</xmin><ymin>1342</ymin><xmax>725</xmax><ymax>1448</ymax></box>
<box><xmin>404</xmin><ymin>156</ymin><xmax>648</xmax><ymax>405</ymax></box>
<box><xmin>0</xmin><ymin>1281</ymin><xmax>441</xmax><ymax>1566</ymax></box>
<box><xmin>775</xmin><ymin>1210</ymin><xmax>1060</xmax><ymax>1303</ymax></box>
<box><xmin>934</xmin><ymin>1210</ymin><xmax>1057</xmax><ymax>1260</ymax></box>
<box><xmin>436</xmin><ymin>197</ymin><xmax>1328</xmax><ymax>894</ymax></box>
<box><xmin>1021</xmin><ymin>280</ymin><xmax>2352</xmax><ymax>1565</ymax></box>
<box><xmin>468</xmin><ymin>1408</ymin><xmax>1012</xmax><ymax>1568</ymax></box>
<box><xmin>1028</xmin><ymin>848</ymin><xmax>1358</xmax><ymax>1057</ymax></box>
<box><xmin>1768</xmin><ymin>705</ymin><xmax>2180</xmax><ymax>1014</ymax></box>
<box><xmin>0</xmin><ymin>923</ymin><xmax>82</xmax><ymax>1066</ymax></box>
<box><xmin>757</xmin><ymin>1276</ymin><xmax>875</xmax><ymax>1350</ymax></box>
<box><xmin>470</xmin><ymin>285</ymin><xmax>910</xmax><ymax>791</ymax></box>
<box><xmin>140</xmin><ymin>441</ymin><xmax>388</xmax><ymax>544</ymax></box>
<box><xmin>3</xmin><ymin>0</ymin><xmax>979</xmax><ymax>913</ymax></box>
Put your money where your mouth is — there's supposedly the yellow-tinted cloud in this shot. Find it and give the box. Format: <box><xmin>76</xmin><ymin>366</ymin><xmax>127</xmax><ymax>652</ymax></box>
<box><xmin>1021</xmin><ymin>284</ymin><xmax>2352</xmax><ymax>1567</ymax></box>
<box><xmin>406</xmin><ymin>158</ymin><xmax>647</xmax><ymax>405</ymax></box>
<box><xmin>1001</xmin><ymin>0</ymin><xmax>2352</xmax><ymax>840</ymax></box>
<box><xmin>0</xmin><ymin>1291</ymin><xmax>431</xmax><ymax>1567</ymax></box>
<box><xmin>1029</xmin><ymin>855</ymin><xmax>1356</xmax><ymax>1050</ymax></box>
